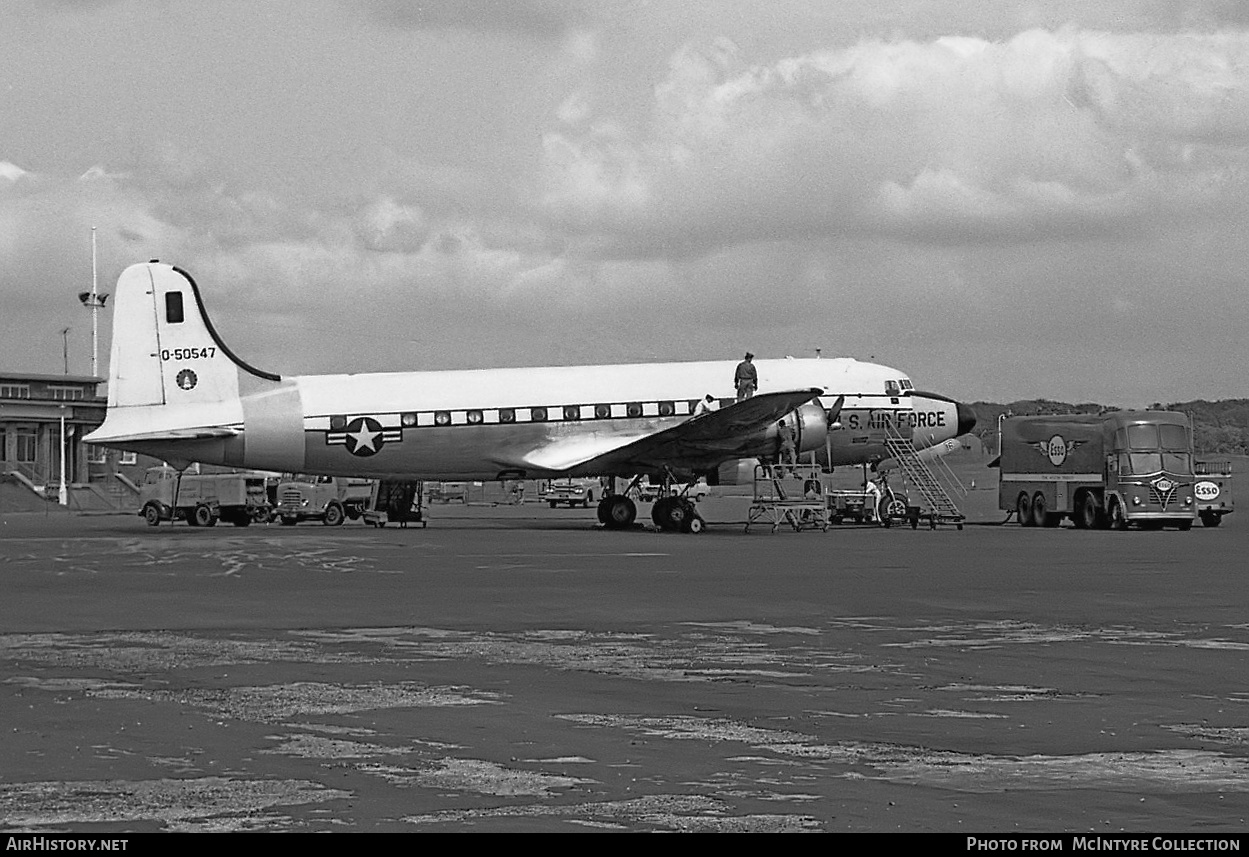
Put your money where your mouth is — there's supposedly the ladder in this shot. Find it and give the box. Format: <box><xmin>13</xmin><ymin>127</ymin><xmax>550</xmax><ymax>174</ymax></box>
<box><xmin>883</xmin><ymin>424</ymin><xmax>965</xmax><ymax>530</ymax></box>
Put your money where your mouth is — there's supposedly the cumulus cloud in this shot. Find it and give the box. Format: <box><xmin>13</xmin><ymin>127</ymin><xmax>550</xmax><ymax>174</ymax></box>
<box><xmin>540</xmin><ymin>29</ymin><xmax>1249</xmax><ymax>254</ymax></box>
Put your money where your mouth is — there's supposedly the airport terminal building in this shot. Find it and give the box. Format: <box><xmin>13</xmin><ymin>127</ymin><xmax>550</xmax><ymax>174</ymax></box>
<box><xmin>0</xmin><ymin>371</ymin><xmax>152</xmax><ymax>507</ymax></box>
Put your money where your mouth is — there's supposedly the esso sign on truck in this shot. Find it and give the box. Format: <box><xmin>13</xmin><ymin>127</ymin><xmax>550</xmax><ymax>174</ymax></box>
<box><xmin>1193</xmin><ymin>461</ymin><xmax>1234</xmax><ymax>528</ymax></box>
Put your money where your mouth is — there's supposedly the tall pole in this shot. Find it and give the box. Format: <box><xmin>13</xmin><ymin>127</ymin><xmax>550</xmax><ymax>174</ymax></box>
<box><xmin>59</xmin><ymin>406</ymin><xmax>68</xmax><ymax>506</ymax></box>
<box><xmin>61</xmin><ymin>327</ymin><xmax>70</xmax><ymax>375</ymax></box>
<box><xmin>91</xmin><ymin>226</ymin><xmax>98</xmax><ymax>378</ymax></box>
<box><xmin>78</xmin><ymin>227</ymin><xmax>108</xmax><ymax>380</ymax></box>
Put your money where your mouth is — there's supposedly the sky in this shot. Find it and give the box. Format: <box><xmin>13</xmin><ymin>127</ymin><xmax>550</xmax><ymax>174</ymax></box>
<box><xmin>3</xmin><ymin>0</ymin><xmax>1249</xmax><ymax>407</ymax></box>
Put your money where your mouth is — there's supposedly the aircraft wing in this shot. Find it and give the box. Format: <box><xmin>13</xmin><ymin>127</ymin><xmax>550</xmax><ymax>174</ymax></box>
<box><xmin>505</xmin><ymin>388</ymin><xmax>823</xmax><ymax>475</ymax></box>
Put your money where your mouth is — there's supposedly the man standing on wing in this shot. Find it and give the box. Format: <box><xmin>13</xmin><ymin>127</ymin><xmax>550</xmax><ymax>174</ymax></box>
<box><xmin>734</xmin><ymin>352</ymin><xmax>757</xmax><ymax>401</ymax></box>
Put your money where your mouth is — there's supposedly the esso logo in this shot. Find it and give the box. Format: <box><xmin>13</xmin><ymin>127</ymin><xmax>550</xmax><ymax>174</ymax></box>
<box><xmin>1045</xmin><ymin>435</ymin><xmax>1068</xmax><ymax>466</ymax></box>
<box><xmin>1194</xmin><ymin>481</ymin><xmax>1221</xmax><ymax>501</ymax></box>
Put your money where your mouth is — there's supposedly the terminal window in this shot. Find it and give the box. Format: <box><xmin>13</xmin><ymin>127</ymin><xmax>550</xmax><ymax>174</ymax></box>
<box><xmin>15</xmin><ymin>431</ymin><xmax>36</xmax><ymax>463</ymax></box>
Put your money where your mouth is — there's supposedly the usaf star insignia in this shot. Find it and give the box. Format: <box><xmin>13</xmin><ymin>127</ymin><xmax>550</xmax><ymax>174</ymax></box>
<box><xmin>326</xmin><ymin>416</ymin><xmax>402</xmax><ymax>457</ymax></box>
<box><xmin>176</xmin><ymin>369</ymin><xmax>198</xmax><ymax>391</ymax></box>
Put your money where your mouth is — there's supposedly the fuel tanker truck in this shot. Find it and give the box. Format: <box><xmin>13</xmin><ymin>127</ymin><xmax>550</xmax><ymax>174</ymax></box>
<box><xmin>996</xmin><ymin>410</ymin><xmax>1196</xmax><ymax>530</ymax></box>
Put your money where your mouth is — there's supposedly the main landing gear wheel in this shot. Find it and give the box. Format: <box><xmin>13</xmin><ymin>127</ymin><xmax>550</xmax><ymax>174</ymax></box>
<box><xmin>652</xmin><ymin>496</ymin><xmax>684</xmax><ymax>531</ymax></box>
<box><xmin>598</xmin><ymin>495</ymin><xmax>637</xmax><ymax>529</ymax></box>
<box><xmin>653</xmin><ymin>496</ymin><xmax>701</xmax><ymax>532</ymax></box>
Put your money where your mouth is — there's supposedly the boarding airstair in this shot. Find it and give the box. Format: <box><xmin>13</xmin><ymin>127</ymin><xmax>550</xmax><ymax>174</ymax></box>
<box><xmin>883</xmin><ymin>424</ymin><xmax>965</xmax><ymax>530</ymax></box>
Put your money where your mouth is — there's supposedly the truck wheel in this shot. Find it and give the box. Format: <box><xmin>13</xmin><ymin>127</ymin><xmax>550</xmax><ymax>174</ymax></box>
<box><xmin>1074</xmin><ymin>492</ymin><xmax>1099</xmax><ymax>530</ymax></box>
<box><xmin>549</xmin><ymin>500</ymin><xmax>558</xmax><ymax>509</ymax></box>
<box><xmin>1016</xmin><ymin>492</ymin><xmax>1034</xmax><ymax>527</ymax></box>
<box><xmin>324</xmin><ymin>503</ymin><xmax>345</xmax><ymax>526</ymax></box>
<box><xmin>1177</xmin><ymin>518</ymin><xmax>1194</xmax><ymax>531</ymax></box>
<box><xmin>193</xmin><ymin>504</ymin><xmax>217</xmax><ymax>527</ymax></box>
<box><xmin>143</xmin><ymin>503</ymin><xmax>162</xmax><ymax>527</ymax></box>
<box><xmin>1108</xmin><ymin>499</ymin><xmax>1128</xmax><ymax>531</ymax></box>
<box><xmin>1030</xmin><ymin>492</ymin><xmax>1051</xmax><ymax>528</ymax></box>
<box><xmin>1200</xmin><ymin>511</ymin><xmax>1222</xmax><ymax>528</ymax></box>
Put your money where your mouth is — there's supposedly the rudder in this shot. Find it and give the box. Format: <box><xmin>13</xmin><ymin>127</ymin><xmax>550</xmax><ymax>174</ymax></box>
<box><xmin>106</xmin><ymin>262</ymin><xmax>279</xmax><ymax>410</ymax></box>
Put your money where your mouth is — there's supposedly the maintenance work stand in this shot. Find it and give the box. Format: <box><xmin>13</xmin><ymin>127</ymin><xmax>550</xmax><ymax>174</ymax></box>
<box><xmin>745</xmin><ymin>463</ymin><xmax>829</xmax><ymax>533</ymax></box>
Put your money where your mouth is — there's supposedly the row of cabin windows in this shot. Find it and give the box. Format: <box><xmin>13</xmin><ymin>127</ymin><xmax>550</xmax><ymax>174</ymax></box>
<box><xmin>421</xmin><ymin>399</ymin><xmax>727</xmax><ymax>427</ymax></box>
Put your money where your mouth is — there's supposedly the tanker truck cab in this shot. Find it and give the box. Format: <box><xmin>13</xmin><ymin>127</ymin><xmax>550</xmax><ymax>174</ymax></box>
<box><xmin>1105</xmin><ymin>416</ymin><xmax>1196</xmax><ymax>530</ymax></box>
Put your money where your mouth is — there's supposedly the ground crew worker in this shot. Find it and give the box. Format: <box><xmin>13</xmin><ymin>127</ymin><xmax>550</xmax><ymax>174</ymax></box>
<box><xmin>863</xmin><ymin>477</ymin><xmax>881</xmax><ymax>523</ymax></box>
<box><xmin>693</xmin><ymin>394</ymin><xmax>719</xmax><ymax>417</ymax></box>
<box><xmin>777</xmin><ymin>418</ymin><xmax>797</xmax><ymax>476</ymax></box>
<box><xmin>734</xmin><ymin>352</ymin><xmax>757</xmax><ymax>401</ymax></box>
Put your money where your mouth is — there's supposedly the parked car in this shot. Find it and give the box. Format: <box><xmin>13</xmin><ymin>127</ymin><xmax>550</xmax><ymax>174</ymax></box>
<box><xmin>540</xmin><ymin>478</ymin><xmax>600</xmax><ymax>508</ymax></box>
<box><xmin>427</xmin><ymin>481</ymin><xmax>468</xmax><ymax>504</ymax></box>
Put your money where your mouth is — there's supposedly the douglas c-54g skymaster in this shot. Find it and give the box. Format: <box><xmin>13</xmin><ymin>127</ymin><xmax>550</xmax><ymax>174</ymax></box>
<box><xmin>85</xmin><ymin>262</ymin><xmax>975</xmax><ymax>532</ymax></box>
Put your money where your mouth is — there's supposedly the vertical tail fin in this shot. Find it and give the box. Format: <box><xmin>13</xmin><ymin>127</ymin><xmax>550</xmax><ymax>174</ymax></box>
<box><xmin>87</xmin><ymin>262</ymin><xmax>281</xmax><ymax>445</ymax></box>
<box><xmin>106</xmin><ymin>262</ymin><xmax>279</xmax><ymax>409</ymax></box>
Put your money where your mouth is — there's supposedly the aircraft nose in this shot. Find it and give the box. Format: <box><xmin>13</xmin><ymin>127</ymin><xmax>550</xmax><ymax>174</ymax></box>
<box><xmin>956</xmin><ymin>402</ymin><xmax>977</xmax><ymax>436</ymax></box>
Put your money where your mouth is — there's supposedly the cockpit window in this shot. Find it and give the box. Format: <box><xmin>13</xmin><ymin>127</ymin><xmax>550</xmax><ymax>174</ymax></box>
<box><xmin>900</xmin><ymin>379</ymin><xmax>914</xmax><ymax>391</ymax></box>
<box><xmin>885</xmin><ymin>380</ymin><xmax>901</xmax><ymax>396</ymax></box>
<box><xmin>165</xmin><ymin>292</ymin><xmax>184</xmax><ymax>324</ymax></box>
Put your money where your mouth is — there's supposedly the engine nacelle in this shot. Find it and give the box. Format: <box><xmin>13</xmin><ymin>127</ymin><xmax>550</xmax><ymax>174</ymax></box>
<box><xmin>761</xmin><ymin>401</ymin><xmax>829</xmax><ymax>454</ymax></box>
<box><xmin>794</xmin><ymin>401</ymin><xmax>829</xmax><ymax>454</ymax></box>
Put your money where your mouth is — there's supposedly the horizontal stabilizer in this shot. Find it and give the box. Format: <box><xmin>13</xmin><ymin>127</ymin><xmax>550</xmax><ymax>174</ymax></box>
<box><xmin>85</xmin><ymin>426</ymin><xmax>239</xmax><ymax>444</ymax></box>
